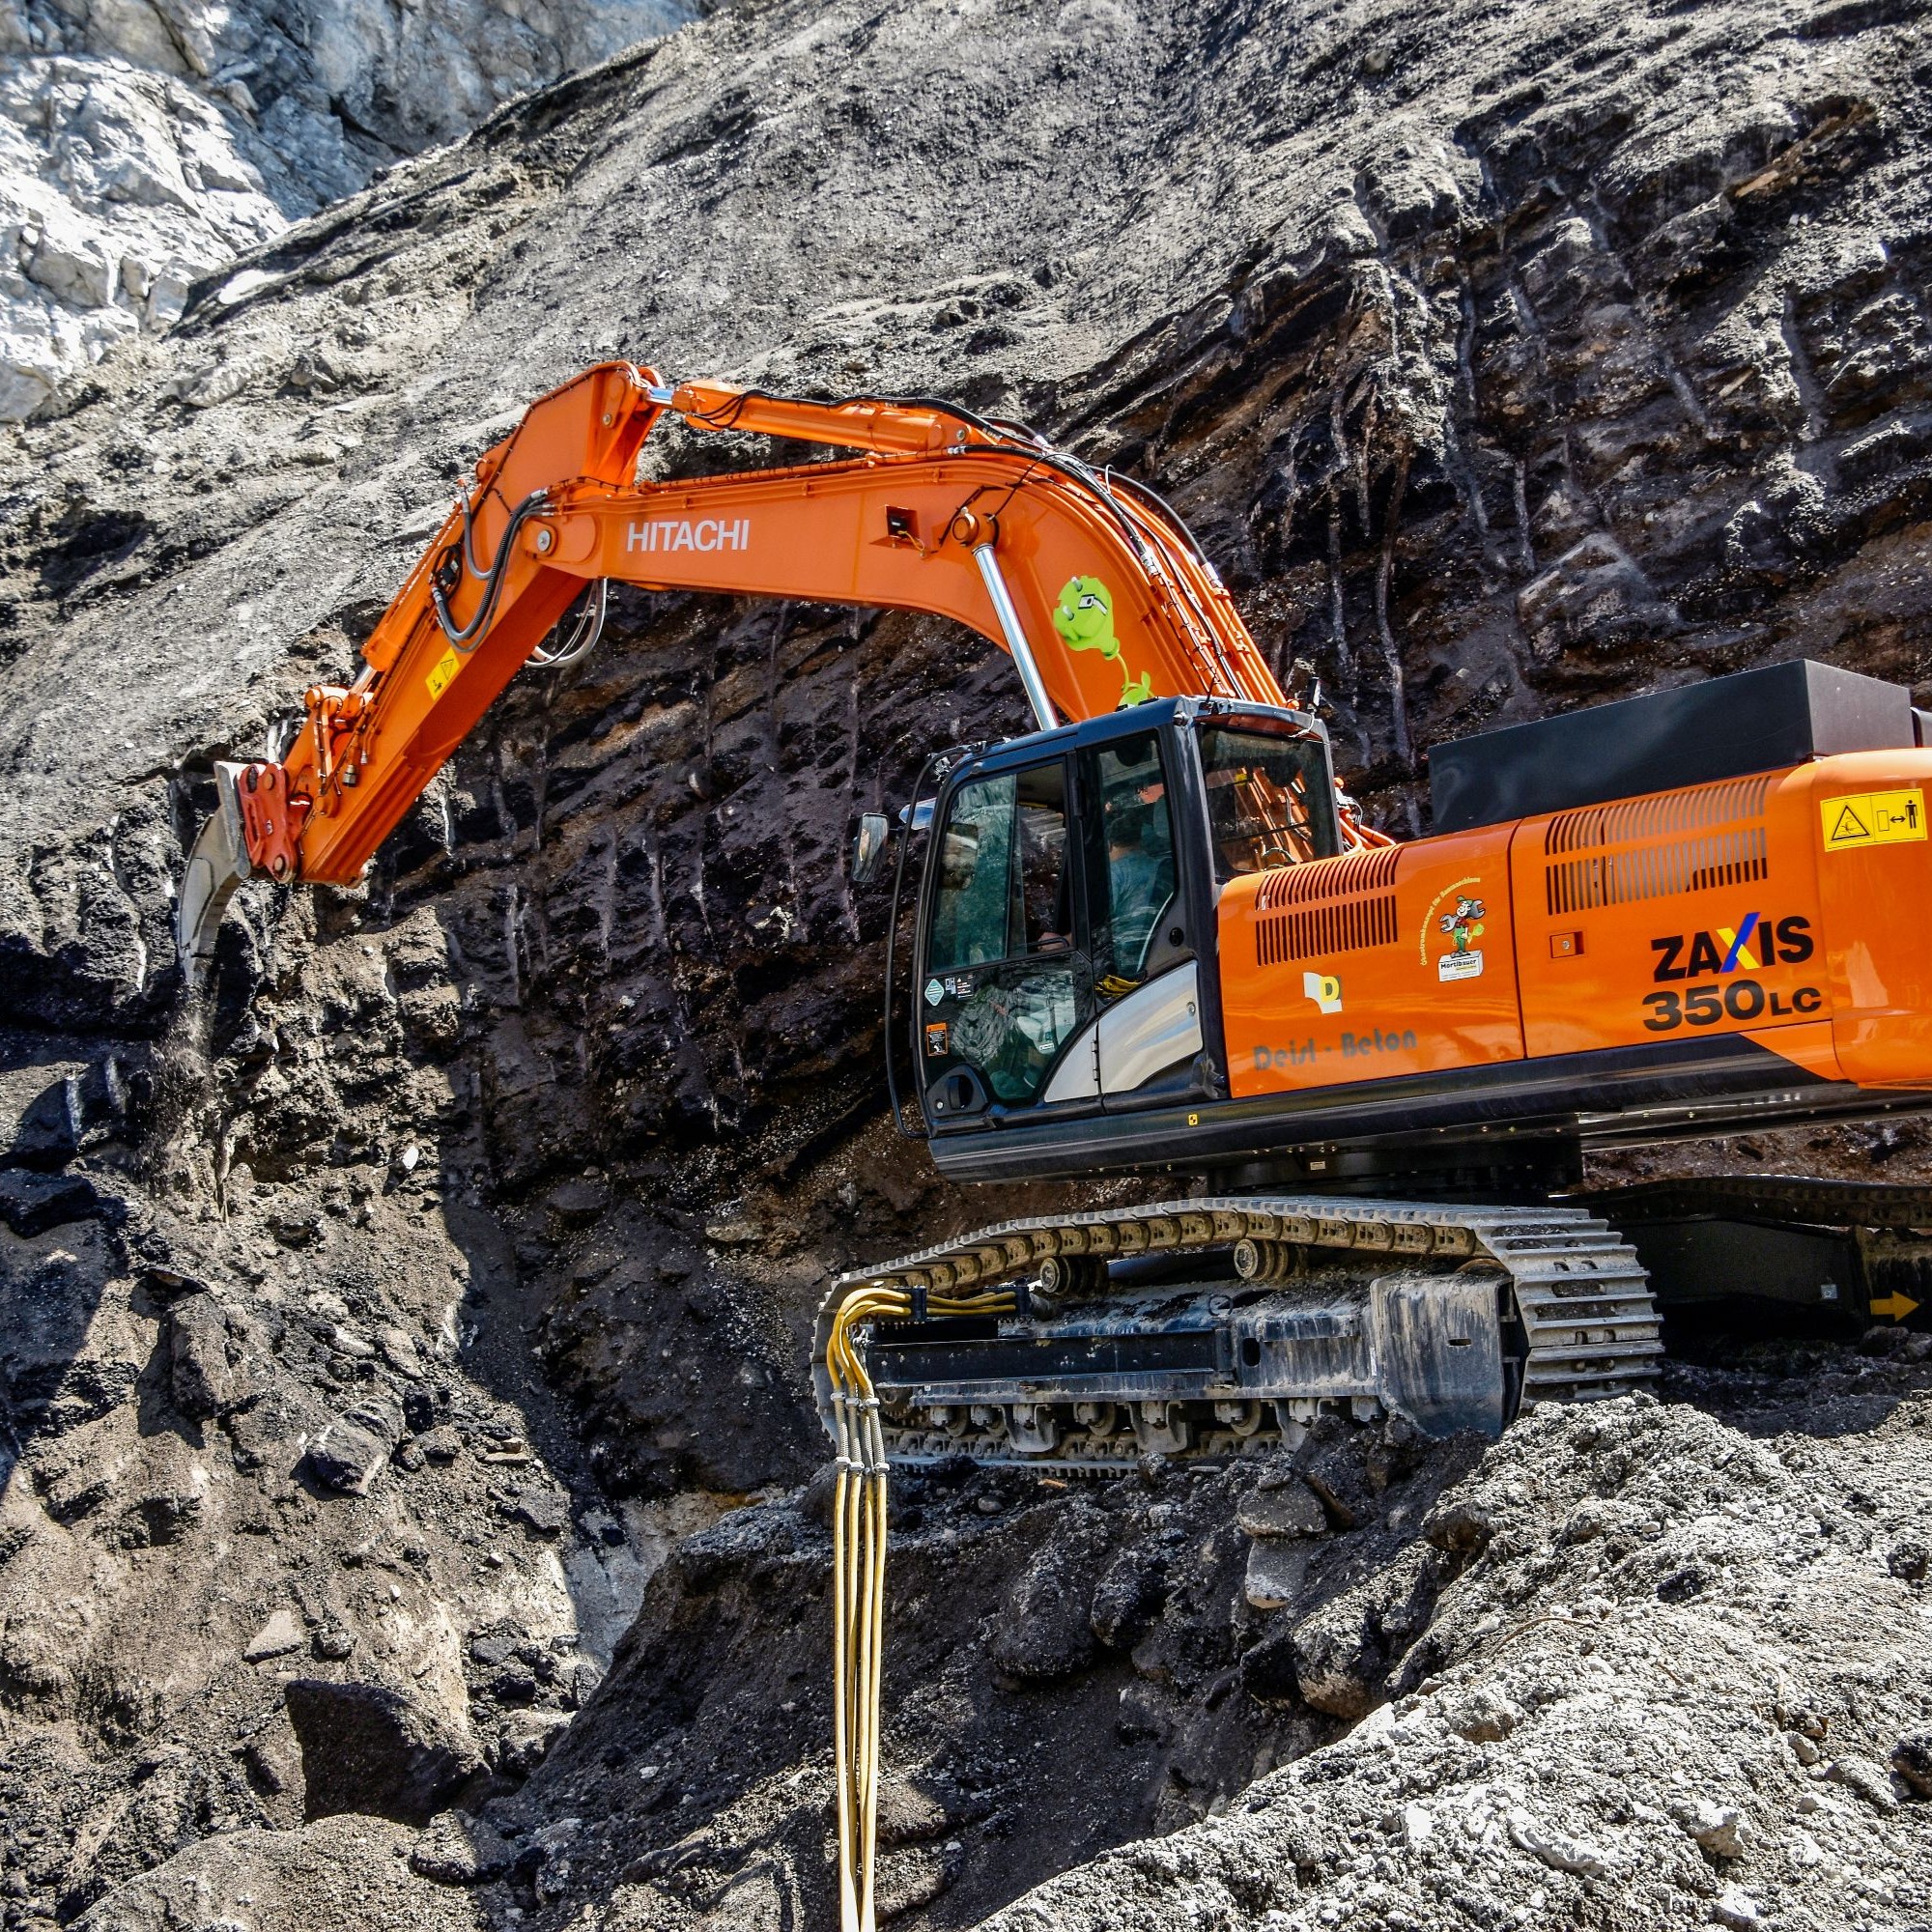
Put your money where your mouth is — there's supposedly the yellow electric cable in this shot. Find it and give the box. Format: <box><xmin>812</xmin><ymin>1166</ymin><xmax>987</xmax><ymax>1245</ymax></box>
<box><xmin>825</xmin><ymin>1284</ymin><xmax>1015</xmax><ymax>1932</ymax></box>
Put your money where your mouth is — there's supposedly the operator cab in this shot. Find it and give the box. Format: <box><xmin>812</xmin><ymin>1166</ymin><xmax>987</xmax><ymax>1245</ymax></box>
<box><xmin>903</xmin><ymin>698</ymin><xmax>1338</xmax><ymax>1135</ymax></box>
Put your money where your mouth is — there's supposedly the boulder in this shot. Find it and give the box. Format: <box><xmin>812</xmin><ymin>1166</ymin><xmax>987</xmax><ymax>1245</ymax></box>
<box><xmin>408</xmin><ymin>1811</ymin><xmax>515</xmax><ymax>1885</ymax></box>
<box><xmin>1236</xmin><ymin>1476</ymin><xmax>1328</xmax><ymax>1541</ymax></box>
<box><xmin>1289</xmin><ymin>1594</ymin><xmax>1387</xmax><ymax>1719</ymax></box>
<box><xmin>305</xmin><ymin>1395</ymin><xmax>405</xmax><ymax>1495</ymax></box>
<box><xmin>244</xmin><ymin>1608</ymin><xmax>306</xmax><ymax>1663</ymax></box>
<box><xmin>284</xmin><ymin>1679</ymin><xmax>484</xmax><ymax>1826</ymax></box>
<box><xmin>989</xmin><ymin>1509</ymin><xmax>1111</xmax><ymax>1681</ymax></box>
<box><xmin>1089</xmin><ymin>1545</ymin><xmax>1166</xmax><ymax>1648</ymax></box>
<box><xmin>1892</xmin><ymin>1730</ymin><xmax>1932</xmax><ymax>1798</ymax></box>
<box><xmin>503</xmin><ymin>1485</ymin><xmax>569</xmax><ymax>1537</ymax></box>
<box><xmin>0</xmin><ymin>1168</ymin><xmax>102</xmax><ymax>1236</ymax></box>
<box><xmin>167</xmin><ymin>1296</ymin><xmax>258</xmax><ymax>1419</ymax></box>
<box><xmin>1292</xmin><ymin>1415</ymin><xmax>1376</xmax><ymax>1529</ymax></box>
<box><xmin>1243</xmin><ymin>1539</ymin><xmax>1312</xmax><ymax>1611</ymax></box>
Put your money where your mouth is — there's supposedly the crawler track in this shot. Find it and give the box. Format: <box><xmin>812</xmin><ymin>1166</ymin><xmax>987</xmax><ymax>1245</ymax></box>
<box><xmin>811</xmin><ymin>1195</ymin><xmax>1662</xmax><ymax>1468</ymax></box>
<box><xmin>1579</xmin><ymin>1175</ymin><xmax>1932</xmax><ymax>1231</ymax></box>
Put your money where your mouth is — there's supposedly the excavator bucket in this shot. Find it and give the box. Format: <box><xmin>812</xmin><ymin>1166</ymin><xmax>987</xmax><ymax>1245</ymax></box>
<box><xmin>176</xmin><ymin>763</ymin><xmax>252</xmax><ymax>994</ymax></box>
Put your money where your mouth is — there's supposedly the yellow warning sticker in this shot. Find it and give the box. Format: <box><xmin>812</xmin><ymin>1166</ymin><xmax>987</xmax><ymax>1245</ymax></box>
<box><xmin>1821</xmin><ymin>787</ymin><xmax>1926</xmax><ymax>851</ymax></box>
<box><xmin>425</xmin><ymin>645</ymin><xmax>462</xmax><ymax>700</ymax></box>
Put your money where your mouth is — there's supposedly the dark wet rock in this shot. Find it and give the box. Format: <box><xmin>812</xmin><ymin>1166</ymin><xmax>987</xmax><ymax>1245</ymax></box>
<box><xmin>284</xmin><ymin>1679</ymin><xmax>484</xmax><ymax>1826</ymax></box>
<box><xmin>1238</xmin><ymin>1619</ymin><xmax>1304</xmax><ymax>1703</ymax></box>
<box><xmin>305</xmin><ymin>1394</ymin><xmax>405</xmax><ymax>1495</ymax></box>
<box><xmin>503</xmin><ymin>1485</ymin><xmax>569</xmax><ymax>1537</ymax></box>
<box><xmin>166</xmin><ymin>1296</ymin><xmax>259</xmax><ymax>1419</ymax></box>
<box><xmin>1893</xmin><ymin>1731</ymin><xmax>1932</xmax><ymax>1799</ymax></box>
<box><xmin>1293</xmin><ymin>1418</ymin><xmax>1378</xmax><ymax>1531</ymax></box>
<box><xmin>0</xmin><ymin>1167</ymin><xmax>103</xmax><ymax>1236</ymax></box>
<box><xmin>1424</xmin><ymin>1496</ymin><xmax>1496</xmax><ymax>1555</ymax></box>
<box><xmin>469</xmin><ymin>1628</ymin><xmax>521</xmax><ymax>1669</ymax></box>
<box><xmin>989</xmin><ymin>1508</ymin><xmax>1111</xmax><ymax>1682</ymax></box>
<box><xmin>11</xmin><ymin>1073</ymin><xmax>82</xmax><ymax>1168</ymax></box>
<box><xmin>1237</xmin><ymin>1477</ymin><xmax>1329</xmax><ymax>1541</ymax></box>
<box><xmin>544</xmin><ymin>1179</ymin><xmax>610</xmax><ymax>1228</ymax></box>
<box><xmin>1887</xmin><ymin>1541</ymin><xmax>1928</xmax><ymax>1584</ymax></box>
<box><xmin>1090</xmin><ymin>1545</ymin><xmax>1167</xmax><ymax>1649</ymax></box>
<box><xmin>1288</xmin><ymin>1596</ymin><xmax>1387</xmax><ymax>1720</ymax></box>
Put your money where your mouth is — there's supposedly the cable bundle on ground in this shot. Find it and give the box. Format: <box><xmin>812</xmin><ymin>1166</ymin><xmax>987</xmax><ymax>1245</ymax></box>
<box><xmin>823</xmin><ymin>1285</ymin><xmax>1016</xmax><ymax>1932</ymax></box>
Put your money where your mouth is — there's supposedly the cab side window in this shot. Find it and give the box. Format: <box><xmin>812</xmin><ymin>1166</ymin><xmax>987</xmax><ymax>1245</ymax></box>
<box><xmin>928</xmin><ymin>773</ymin><xmax>1014</xmax><ymax>971</ymax></box>
<box><xmin>1197</xmin><ymin>724</ymin><xmax>1339</xmax><ymax>878</ymax></box>
<box><xmin>1087</xmin><ymin>733</ymin><xmax>1178</xmax><ymax>988</ymax></box>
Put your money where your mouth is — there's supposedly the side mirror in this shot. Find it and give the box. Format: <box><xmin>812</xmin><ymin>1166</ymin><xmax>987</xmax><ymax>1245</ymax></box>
<box><xmin>852</xmin><ymin>811</ymin><xmax>890</xmax><ymax>885</ymax></box>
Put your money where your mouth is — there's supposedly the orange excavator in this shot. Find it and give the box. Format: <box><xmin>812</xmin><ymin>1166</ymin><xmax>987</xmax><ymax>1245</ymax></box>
<box><xmin>180</xmin><ymin>360</ymin><xmax>1932</xmax><ymax>1464</ymax></box>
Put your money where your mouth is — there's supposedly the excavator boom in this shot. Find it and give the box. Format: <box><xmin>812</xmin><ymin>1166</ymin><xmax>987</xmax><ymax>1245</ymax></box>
<box><xmin>179</xmin><ymin>360</ymin><xmax>1310</xmax><ymax>983</ymax></box>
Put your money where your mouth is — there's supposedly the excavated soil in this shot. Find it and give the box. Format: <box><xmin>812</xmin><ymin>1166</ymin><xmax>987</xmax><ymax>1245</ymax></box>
<box><xmin>4</xmin><ymin>0</ymin><xmax>1932</xmax><ymax>1926</ymax></box>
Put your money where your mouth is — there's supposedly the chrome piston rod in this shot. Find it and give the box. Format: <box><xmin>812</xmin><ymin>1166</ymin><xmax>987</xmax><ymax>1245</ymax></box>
<box><xmin>971</xmin><ymin>541</ymin><xmax>1058</xmax><ymax>733</ymax></box>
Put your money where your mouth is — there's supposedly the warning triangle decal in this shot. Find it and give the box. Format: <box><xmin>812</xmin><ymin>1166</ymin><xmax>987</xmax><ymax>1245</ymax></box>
<box><xmin>1831</xmin><ymin>803</ymin><xmax>1871</xmax><ymax>841</ymax></box>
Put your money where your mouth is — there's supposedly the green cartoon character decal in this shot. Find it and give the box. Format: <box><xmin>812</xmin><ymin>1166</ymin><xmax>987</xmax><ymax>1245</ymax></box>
<box><xmin>1053</xmin><ymin>576</ymin><xmax>1153</xmax><ymax>708</ymax></box>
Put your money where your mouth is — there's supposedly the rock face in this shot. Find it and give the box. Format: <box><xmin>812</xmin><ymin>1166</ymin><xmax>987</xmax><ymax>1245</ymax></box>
<box><xmin>0</xmin><ymin>0</ymin><xmax>687</xmax><ymax>418</ymax></box>
<box><xmin>3</xmin><ymin>0</ymin><xmax>1932</xmax><ymax>1928</ymax></box>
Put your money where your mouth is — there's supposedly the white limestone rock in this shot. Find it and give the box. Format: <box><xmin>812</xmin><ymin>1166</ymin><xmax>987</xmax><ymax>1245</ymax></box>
<box><xmin>0</xmin><ymin>0</ymin><xmax>689</xmax><ymax>418</ymax></box>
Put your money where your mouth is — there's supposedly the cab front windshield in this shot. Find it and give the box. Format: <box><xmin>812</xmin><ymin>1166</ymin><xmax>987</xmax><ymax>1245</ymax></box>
<box><xmin>1196</xmin><ymin>723</ymin><xmax>1340</xmax><ymax>880</ymax></box>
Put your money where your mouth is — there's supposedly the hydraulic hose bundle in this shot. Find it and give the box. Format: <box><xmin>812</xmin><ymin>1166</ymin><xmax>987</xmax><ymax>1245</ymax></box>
<box><xmin>821</xmin><ymin>1284</ymin><xmax>1016</xmax><ymax>1932</ymax></box>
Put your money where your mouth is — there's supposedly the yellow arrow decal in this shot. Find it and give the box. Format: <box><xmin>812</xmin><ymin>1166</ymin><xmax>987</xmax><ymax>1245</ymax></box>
<box><xmin>1869</xmin><ymin>1290</ymin><xmax>1921</xmax><ymax>1321</ymax></box>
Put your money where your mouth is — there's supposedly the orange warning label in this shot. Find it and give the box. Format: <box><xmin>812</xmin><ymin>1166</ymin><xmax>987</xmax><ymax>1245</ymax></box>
<box><xmin>1821</xmin><ymin>787</ymin><xmax>1926</xmax><ymax>851</ymax></box>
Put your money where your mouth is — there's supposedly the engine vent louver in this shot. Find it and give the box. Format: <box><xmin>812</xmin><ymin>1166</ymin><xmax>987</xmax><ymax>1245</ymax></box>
<box><xmin>1254</xmin><ymin>847</ymin><xmax>1402</xmax><ymax>966</ymax></box>
<box><xmin>1256</xmin><ymin>895</ymin><xmax>1400</xmax><ymax>965</ymax></box>
<box><xmin>1256</xmin><ymin>845</ymin><xmax>1401</xmax><ymax>909</ymax></box>
<box><xmin>1544</xmin><ymin>775</ymin><xmax>1772</xmax><ymax>915</ymax></box>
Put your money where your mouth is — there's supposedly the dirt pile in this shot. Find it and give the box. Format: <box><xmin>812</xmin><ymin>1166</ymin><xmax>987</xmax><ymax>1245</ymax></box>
<box><xmin>3</xmin><ymin>0</ymin><xmax>1932</xmax><ymax>1926</ymax></box>
<box><xmin>984</xmin><ymin>1379</ymin><xmax>1932</xmax><ymax>1932</ymax></box>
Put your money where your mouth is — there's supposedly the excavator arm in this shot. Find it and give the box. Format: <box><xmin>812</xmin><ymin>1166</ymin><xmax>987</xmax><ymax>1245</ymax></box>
<box><xmin>178</xmin><ymin>358</ymin><xmax>1306</xmax><ymax>985</ymax></box>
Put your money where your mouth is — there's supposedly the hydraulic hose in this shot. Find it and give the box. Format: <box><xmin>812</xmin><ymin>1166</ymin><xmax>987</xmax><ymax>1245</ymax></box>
<box><xmin>430</xmin><ymin>488</ymin><xmax>551</xmax><ymax>649</ymax></box>
<box><xmin>822</xmin><ymin>1283</ymin><xmax>1016</xmax><ymax>1932</ymax></box>
<box><xmin>528</xmin><ymin>579</ymin><xmax>609</xmax><ymax>668</ymax></box>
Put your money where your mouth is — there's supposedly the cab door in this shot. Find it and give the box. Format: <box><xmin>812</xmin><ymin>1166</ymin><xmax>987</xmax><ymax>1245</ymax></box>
<box><xmin>1077</xmin><ymin>728</ymin><xmax>1206</xmax><ymax>1105</ymax></box>
<box><xmin>916</xmin><ymin>755</ymin><xmax>1097</xmax><ymax>1123</ymax></box>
